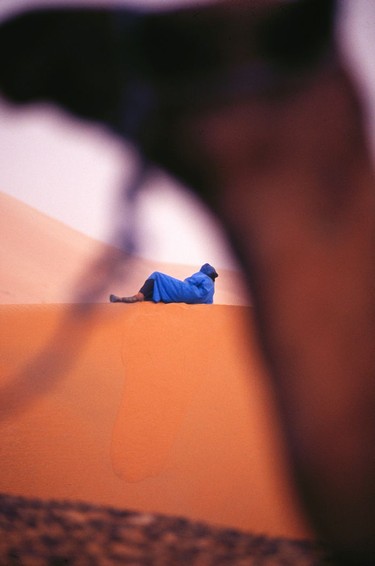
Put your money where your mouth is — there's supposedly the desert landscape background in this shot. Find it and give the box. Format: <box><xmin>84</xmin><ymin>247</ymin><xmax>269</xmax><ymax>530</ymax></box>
<box><xmin>0</xmin><ymin>190</ymin><xmax>313</xmax><ymax>544</ymax></box>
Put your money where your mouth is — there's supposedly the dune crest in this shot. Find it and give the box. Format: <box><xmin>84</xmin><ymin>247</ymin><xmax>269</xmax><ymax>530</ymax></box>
<box><xmin>0</xmin><ymin>191</ymin><xmax>248</xmax><ymax>305</ymax></box>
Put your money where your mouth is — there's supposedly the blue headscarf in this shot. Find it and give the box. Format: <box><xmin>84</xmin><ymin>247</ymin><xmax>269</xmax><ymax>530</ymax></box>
<box><xmin>200</xmin><ymin>263</ymin><xmax>218</xmax><ymax>281</ymax></box>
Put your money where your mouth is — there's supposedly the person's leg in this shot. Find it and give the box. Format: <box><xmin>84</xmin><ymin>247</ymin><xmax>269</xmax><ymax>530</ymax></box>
<box><xmin>120</xmin><ymin>293</ymin><xmax>144</xmax><ymax>303</ymax></box>
<box><xmin>138</xmin><ymin>278</ymin><xmax>155</xmax><ymax>301</ymax></box>
<box><xmin>110</xmin><ymin>292</ymin><xmax>143</xmax><ymax>303</ymax></box>
<box><xmin>120</xmin><ymin>277</ymin><xmax>155</xmax><ymax>302</ymax></box>
<box><xmin>109</xmin><ymin>278</ymin><xmax>155</xmax><ymax>303</ymax></box>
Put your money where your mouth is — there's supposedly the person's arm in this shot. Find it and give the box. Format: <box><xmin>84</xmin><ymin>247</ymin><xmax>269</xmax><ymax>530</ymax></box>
<box><xmin>184</xmin><ymin>273</ymin><xmax>213</xmax><ymax>303</ymax></box>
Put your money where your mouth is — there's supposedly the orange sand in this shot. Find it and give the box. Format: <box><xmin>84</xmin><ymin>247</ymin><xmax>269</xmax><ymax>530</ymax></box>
<box><xmin>0</xmin><ymin>302</ymin><xmax>312</xmax><ymax>539</ymax></box>
<box><xmin>0</xmin><ymin>190</ymin><xmax>312</xmax><ymax>540</ymax></box>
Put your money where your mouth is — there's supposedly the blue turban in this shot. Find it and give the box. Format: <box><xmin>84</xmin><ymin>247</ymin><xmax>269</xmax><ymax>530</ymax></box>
<box><xmin>200</xmin><ymin>263</ymin><xmax>218</xmax><ymax>280</ymax></box>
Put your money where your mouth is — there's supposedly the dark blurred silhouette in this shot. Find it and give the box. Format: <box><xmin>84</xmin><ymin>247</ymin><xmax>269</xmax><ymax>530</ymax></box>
<box><xmin>1</xmin><ymin>1</ymin><xmax>375</xmax><ymax>563</ymax></box>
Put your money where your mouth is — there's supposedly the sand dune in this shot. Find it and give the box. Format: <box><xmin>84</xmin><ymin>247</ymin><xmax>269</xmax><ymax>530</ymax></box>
<box><xmin>0</xmin><ymin>302</ymin><xmax>311</xmax><ymax>539</ymax></box>
<box><xmin>0</xmin><ymin>189</ymin><xmax>312</xmax><ymax>544</ymax></box>
<box><xmin>0</xmin><ymin>191</ymin><xmax>249</xmax><ymax>305</ymax></box>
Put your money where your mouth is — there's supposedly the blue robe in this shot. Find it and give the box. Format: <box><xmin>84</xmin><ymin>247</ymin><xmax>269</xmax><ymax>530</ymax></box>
<box><xmin>149</xmin><ymin>270</ymin><xmax>215</xmax><ymax>304</ymax></box>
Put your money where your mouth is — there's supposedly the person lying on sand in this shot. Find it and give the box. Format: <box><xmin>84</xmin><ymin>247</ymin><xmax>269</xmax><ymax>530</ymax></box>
<box><xmin>109</xmin><ymin>263</ymin><xmax>218</xmax><ymax>304</ymax></box>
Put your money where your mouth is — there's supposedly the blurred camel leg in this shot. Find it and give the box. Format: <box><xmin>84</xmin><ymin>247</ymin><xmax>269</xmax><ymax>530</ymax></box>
<box><xmin>221</xmin><ymin>70</ymin><xmax>375</xmax><ymax>566</ymax></box>
<box><xmin>140</xmin><ymin>4</ymin><xmax>375</xmax><ymax>563</ymax></box>
<box><xmin>179</xmin><ymin>44</ymin><xmax>375</xmax><ymax>566</ymax></box>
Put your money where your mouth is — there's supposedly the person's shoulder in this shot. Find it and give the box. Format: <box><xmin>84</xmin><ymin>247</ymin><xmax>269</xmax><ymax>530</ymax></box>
<box><xmin>192</xmin><ymin>271</ymin><xmax>208</xmax><ymax>281</ymax></box>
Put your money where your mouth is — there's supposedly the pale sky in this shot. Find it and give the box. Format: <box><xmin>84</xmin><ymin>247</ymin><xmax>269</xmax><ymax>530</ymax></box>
<box><xmin>0</xmin><ymin>0</ymin><xmax>240</xmax><ymax>270</ymax></box>
<box><xmin>1</xmin><ymin>0</ymin><xmax>374</xmax><ymax>271</ymax></box>
<box><xmin>0</xmin><ymin>97</ymin><xmax>236</xmax><ymax>269</ymax></box>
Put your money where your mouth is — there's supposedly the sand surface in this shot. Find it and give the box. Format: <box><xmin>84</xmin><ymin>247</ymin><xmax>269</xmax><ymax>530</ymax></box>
<box><xmin>0</xmin><ymin>190</ymin><xmax>312</xmax><ymax>543</ymax></box>
<box><xmin>0</xmin><ymin>302</ymin><xmax>311</xmax><ymax>539</ymax></box>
